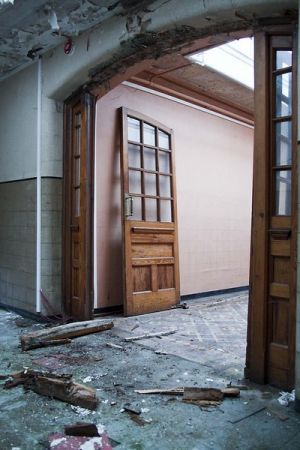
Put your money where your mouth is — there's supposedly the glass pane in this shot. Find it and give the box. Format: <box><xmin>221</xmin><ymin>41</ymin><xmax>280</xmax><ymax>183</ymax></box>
<box><xmin>160</xmin><ymin>200</ymin><xmax>172</xmax><ymax>222</ymax></box>
<box><xmin>145</xmin><ymin>198</ymin><xmax>157</xmax><ymax>221</ymax></box>
<box><xmin>160</xmin><ymin>175</ymin><xmax>171</xmax><ymax>198</ymax></box>
<box><xmin>144</xmin><ymin>173</ymin><xmax>157</xmax><ymax>196</ymax></box>
<box><xmin>276</xmin><ymin>50</ymin><xmax>292</xmax><ymax>70</ymax></box>
<box><xmin>158</xmin><ymin>130</ymin><xmax>170</xmax><ymax>149</ymax></box>
<box><xmin>159</xmin><ymin>151</ymin><xmax>170</xmax><ymax>174</ymax></box>
<box><xmin>129</xmin><ymin>170</ymin><xmax>141</xmax><ymax>194</ymax></box>
<box><xmin>144</xmin><ymin>147</ymin><xmax>156</xmax><ymax>171</ymax></box>
<box><xmin>75</xmin><ymin>112</ymin><xmax>81</xmax><ymax>127</ymax></box>
<box><xmin>128</xmin><ymin>117</ymin><xmax>141</xmax><ymax>142</ymax></box>
<box><xmin>275</xmin><ymin>170</ymin><xmax>291</xmax><ymax>216</ymax></box>
<box><xmin>128</xmin><ymin>144</ymin><xmax>141</xmax><ymax>169</ymax></box>
<box><xmin>129</xmin><ymin>196</ymin><xmax>142</xmax><ymax>221</ymax></box>
<box><xmin>143</xmin><ymin>123</ymin><xmax>156</xmax><ymax>146</ymax></box>
<box><xmin>75</xmin><ymin>124</ymin><xmax>81</xmax><ymax>156</ymax></box>
<box><xmin>276</xmin><ymin>72</ymin><xmax>292</xmax><ymax>117</ymax></box>
<box><xmin>74</xmin><ymin>187</ymin><xmax>80</xmax><ymax>217</ymax></box>
<box><xmin>74</xmin><ymin>157</ymin><xmax>80</xmax><ymax>186</ymax></box>
<box><xmin>276</xmin><ymin>121</ymin><xmax>292</xmax><ymax>166</ymax></box>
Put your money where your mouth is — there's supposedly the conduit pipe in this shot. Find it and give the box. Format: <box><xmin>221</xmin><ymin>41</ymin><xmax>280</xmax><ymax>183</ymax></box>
<box><xmin>36</xmin><ymin>57</ymin><xmax>42</xmax><ymax>313</ymax></box>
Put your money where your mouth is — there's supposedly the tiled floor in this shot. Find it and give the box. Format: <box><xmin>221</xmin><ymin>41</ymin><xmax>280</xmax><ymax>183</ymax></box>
<box><xmin>1</xmin><ymin>295</ymin><xmax>300</xmax><ymax>450</ymax></box>
<box><xmin>112</xmin><ymin>292</ymin><xmax>248</xmax><ymax>380</ymax></box>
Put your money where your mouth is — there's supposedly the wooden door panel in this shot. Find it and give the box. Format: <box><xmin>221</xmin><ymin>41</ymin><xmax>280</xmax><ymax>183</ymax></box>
<box><xmin>121</xmin><ymin>108</ymin><xmax>180</xmax><ymax>316</ymax></box>
<box><xmin>63</xmin><ymin>92</ymin><xmax>95</xmax><ymax>321</ymax></box>
<box><xmin>247</xmin><ymin>29</ymin><xmax>296</xmax><ymax>390</ymax></box>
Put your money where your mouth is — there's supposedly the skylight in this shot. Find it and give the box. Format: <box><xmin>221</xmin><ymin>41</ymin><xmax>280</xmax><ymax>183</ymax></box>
<box><xmin>190</xmin><ymin>37</ymin><xmax>254</xmax><ymax>90</ymax></box>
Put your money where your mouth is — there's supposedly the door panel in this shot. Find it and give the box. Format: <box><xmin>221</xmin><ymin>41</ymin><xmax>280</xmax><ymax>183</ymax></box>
<box><xmin>63</xmin><ymin>92</ymin><xmax>95</xmax><ymax>320</ymax></box>
<box><xmin>247</xmin><ymin>29</ymin><xmax>297</xmax><ymax>390</ymax></box>
<box><xmin>120</xmin><ymin>108</ymin><xmax>180</xmax><ymax>316</ymax></box>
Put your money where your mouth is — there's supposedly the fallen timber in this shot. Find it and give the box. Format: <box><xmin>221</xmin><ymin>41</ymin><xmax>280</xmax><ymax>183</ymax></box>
<box><xmin>20</xmin><ymin>318</ymin><xmax>114</xmax><ymax>350</ymax></box>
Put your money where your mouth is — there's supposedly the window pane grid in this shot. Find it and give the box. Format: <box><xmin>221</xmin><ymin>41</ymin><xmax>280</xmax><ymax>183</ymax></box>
<box><xmin>127</xmin><ymin>114</ymin><xmax>173</xmax><ymax>222</ymax></box>
<box><xmin>272</xmin><ymin>47</ymin><xmax>293</xmax><ymax>217</ymax></box>
<box><xmin>127</xmin><ymin>167</ymin><xmax>173</xmax><ymax>177</ymax></box>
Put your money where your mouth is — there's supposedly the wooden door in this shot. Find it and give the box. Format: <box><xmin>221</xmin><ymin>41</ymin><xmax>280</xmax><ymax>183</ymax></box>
<box><xmin>120</xmin><ymin>108</ymin><xmax>180</xmax><ymax>316</ymax></box>
<box><xmin>246</xmin><ymin>30</ymin><xmax>297</xmax><ymax>390</ymax></box>
<box><xmin>63</xmin><ymin>92</ymin><xmax>95</xmax><ymax>321</ymax></box>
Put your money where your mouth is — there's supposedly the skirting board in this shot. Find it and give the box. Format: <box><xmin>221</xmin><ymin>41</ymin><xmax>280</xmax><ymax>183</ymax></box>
<box><xmin>181</xmin><ymin>285</ymin><xmax>249</xmax><ymax>302</ymax></box>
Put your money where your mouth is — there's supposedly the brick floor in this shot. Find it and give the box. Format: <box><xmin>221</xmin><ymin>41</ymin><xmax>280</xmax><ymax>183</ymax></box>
<box><xmin>113</xmin><ymin>292</ymin><xmax>248</xmax><ymax>381</ymax></box>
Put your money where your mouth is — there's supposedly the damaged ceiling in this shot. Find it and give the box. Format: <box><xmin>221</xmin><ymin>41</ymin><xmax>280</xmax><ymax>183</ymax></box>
<box><xmin>0</xmin><ymin>0</ymin><xmax>152</xmax><ymax>80</ymax></box>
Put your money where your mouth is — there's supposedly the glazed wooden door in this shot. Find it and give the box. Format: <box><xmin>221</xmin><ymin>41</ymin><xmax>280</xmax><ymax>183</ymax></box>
<box><xmin>63</xmin><ymin>92</ymin><xmax>95</xmax><ymax>320</ymax></box>
<box><xmin>120</xmin><ymin>108</ymin><xmax>180</xmax><ymax>316</ymax></box>
<box><xmin>247</xmin><ymin>30</ymin><xmax>297</xmax><ymax>390</ymax></box>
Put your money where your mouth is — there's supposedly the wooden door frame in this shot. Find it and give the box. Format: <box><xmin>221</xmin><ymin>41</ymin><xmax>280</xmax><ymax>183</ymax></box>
<box><xmin>63</xmin><ymin>90</ymin><xmax>95</xmax><ymax>320</ymax></box>
<box><xmin>246</xmin><ymin>25</ymin><xmax>297</xmax><ymax>386</ymax></box>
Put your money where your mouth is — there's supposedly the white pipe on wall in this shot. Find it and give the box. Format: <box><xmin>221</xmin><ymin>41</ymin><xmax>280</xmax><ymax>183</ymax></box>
<box><xmin>93</xmin><ymin>108</ymin><xmax>98</xmax><ymax>309</ymax></box>
<box><xmin>36</xmin><ymin>57</ymin><xmax>42</xmax><ymax>313</ymax></box>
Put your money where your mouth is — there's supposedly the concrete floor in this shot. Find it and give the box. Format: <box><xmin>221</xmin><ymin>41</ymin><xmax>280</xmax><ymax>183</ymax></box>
<box><xmin>0</xmin><ymin>293</ymin><xmax>299</xmax><ymax>450</ymax></box>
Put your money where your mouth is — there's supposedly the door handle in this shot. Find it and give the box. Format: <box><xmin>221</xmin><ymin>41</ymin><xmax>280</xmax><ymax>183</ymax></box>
<box><xmin>124</xmin><ymin>193</ymin><xmax>133</xmax><ymax>217</ymax></box>
<box><xmin>70</xmin><ymin>224</ymin><xmax>79</xmax><ymax>231</ymax></box>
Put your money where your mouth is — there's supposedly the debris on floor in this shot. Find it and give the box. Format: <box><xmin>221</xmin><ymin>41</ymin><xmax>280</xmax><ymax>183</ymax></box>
<box><xmin>278</xmin><ymin>389</ymin><xmax>295</xmax><ymax>406</ymax></box>
<box><xmin>20</xmin><ymin>319</ymin><xmax>114</xmax><ymax>350</ymax></box>
<box><xmin>266</xmin><ymin>407</ymin><xmax>289</xmax><ymax>421</ymax></box>
<box><xmin>106</xmin><ymin>343</ymin><xmax>124</xmax><ymax>350</ymax></box>
<box><xmin>64</xmin><ymin>422</ymin><xmax>103</xmax><ymax>437</ymax></box>
<box><xmin>3</xmin><ymin>369</ymin><xmax>98</xmax><ymax>410</ymax></box>
<box><xmin>229</xmin><ymin>407</ymin><xmax>266</xmax><ymax>424</ymax></box>
<box><xmin>124</xmin><ymin>329</ymin><xmax>177</xmax><ymax>342</ymax></box>
<box><xmin>171</xmin><ymin>302</ymin><xmax>189</xmax><ymax>309</ymax></box>
<box><xmin>135</xmin><ymin>387</ymin><xmax>184</xmax><ymax>395</ymax></box>
<box><xmin>135</xmin><ymin>386</ymin><xmax>240</xmax><ymax>407</ymax></box>
<box><xmin>48</xmin><ymin>432</ymin><xmax>112</xmax><ymax>450</ymax></box>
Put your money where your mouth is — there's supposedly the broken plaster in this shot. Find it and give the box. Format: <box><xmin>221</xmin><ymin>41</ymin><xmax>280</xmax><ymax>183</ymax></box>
<box><xmin>88</xmin><ymin>19</ymin><xmax>252</xmax><ymax>89</ymax></box>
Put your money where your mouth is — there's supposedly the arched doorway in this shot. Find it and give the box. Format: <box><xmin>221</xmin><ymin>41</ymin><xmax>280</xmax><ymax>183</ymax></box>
<box><xmin>63</xmin><ymin>16</ymin><xmax>298</xmax><ymax>390</ymax></box>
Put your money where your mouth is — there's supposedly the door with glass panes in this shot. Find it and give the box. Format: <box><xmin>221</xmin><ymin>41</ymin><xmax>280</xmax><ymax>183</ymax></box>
<box><xmin>247</xmin><ymin>30</ymin><xmax>297</xmax><ymax>390</ymax></box>
<box><xmin>120</xmin><ymin>108</ymin><xmax>180</xmax><ymax>316</ymax></box>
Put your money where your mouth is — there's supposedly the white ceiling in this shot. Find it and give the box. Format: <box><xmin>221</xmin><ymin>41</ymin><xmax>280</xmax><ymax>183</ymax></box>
<box><xmin>0</xmin><ymin>0</ymin><xmax>149</xmax><ymax>80</ymax></box>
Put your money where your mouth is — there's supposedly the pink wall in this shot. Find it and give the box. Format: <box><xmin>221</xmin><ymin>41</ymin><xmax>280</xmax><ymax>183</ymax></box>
<box><xmin>95</xmin><ymin>84</ymin><xmax>253</xmax><ymax>308</ymax></box>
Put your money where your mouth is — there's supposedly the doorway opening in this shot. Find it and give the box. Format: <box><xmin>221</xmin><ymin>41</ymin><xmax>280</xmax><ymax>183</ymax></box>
<box><xmin>94</xmin><ymin>34</ymin><xmax>254</xmax><ymax>381</ymax></box>
<box><xmin>63</xmin><ymin>25</ymin><xmax>297</xmax><ymax>390</ymax></box>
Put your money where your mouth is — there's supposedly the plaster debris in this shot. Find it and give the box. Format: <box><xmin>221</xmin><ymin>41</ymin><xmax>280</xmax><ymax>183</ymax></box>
<box><xmin>71</xmin><ymin>406</ymin><xmax>96</xmax><ymax>416</ymax></box>
<box><xmin>0</xmin><ymin>0</ymin><xmax>13</xmax><ymax>4</ymax></box>
<box><xmin>83</xmin><ymin>376</ymin><xmax>93</xmax><ymax>383</ymax></box>
<box><xmin>50</xmin><ymin>437</ymin><xmax>67</xmax><ymax>447</ymax></box>
<box><xmin>278</xmin><ymin>390</ymin><xmax>295</xmax><ymax>406</ymax></box>
<box><xmin>79</xmin><ymin>437</ymin><xmax>103</xmax><ymax>450</ymax></box>
<box><xmin>48</xmin><ymin>11</ymin><xmax>60</xmax><ymax>32</ymax></box>
<box><xmin>141</xmin><ymin>407</ymin><xmax>150</xmax><ymax>413</ymax></box>
<box><xmin>96</xmin><ymin>424</ymin><xmax>106</xmax><ymax>435</ymax></box>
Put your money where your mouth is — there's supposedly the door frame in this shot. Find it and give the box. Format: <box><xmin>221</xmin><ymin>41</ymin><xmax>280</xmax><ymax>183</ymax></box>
<box><xmin>63</xmin><ymin>90</ymin><xmax>95</xmax><ymax>320</ymax></box>
<box><xmin>246</xmin><ymin>25</ymin><xmax>297</xmax><ymax>387</ymax></box>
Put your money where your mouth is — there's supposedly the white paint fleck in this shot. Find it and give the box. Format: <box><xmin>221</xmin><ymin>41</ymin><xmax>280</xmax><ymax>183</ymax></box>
<box><xmin>71</xmin><ymin>405</ymin><xmax>95</xmax><ymax>416</ymax></box>
<box><xmin>79</xmin><ymin>437</ymin><xmax>102</xmax><ymax>450</ymax></box>
<box><xmin>50</xmin><ymin>437</ymin><xmax>67</xmax><ymax>447</ymax></box>
<box><xmin>96</xmin><ymin>423</ymin><xmax>105</xmax><ymax>434</ymax></box>
<box><xmin>83</xmin><ymin>376</ymin><xmax>93</xmax><ymax>383</ymax></box>
<box><xmin>141</xmin><ymin>408</ymin><xmax>150</xmax><ymax>413</ymax></box>
<box><xmin>48</xmin><ymin>10</ymin><xmax>59</xmax><ymax>31</ymax></box>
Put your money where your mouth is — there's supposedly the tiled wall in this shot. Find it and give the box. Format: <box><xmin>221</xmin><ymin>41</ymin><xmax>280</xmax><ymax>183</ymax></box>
<box><xmin>41</xmin><ymin>178</ymin><xmax>63</xmax><ymax>315</ymax></box>
<box><xmin>0</xmin><ymin>180</ymin><xmax>36</xmax><ymax>313</ymax></box>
